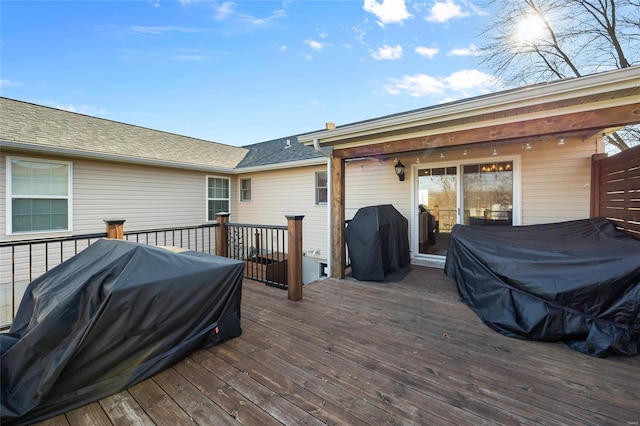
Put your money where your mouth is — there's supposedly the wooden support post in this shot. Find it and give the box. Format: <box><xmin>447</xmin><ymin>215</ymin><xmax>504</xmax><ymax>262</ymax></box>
<box><xmin>286</xmin><ymin>215</ymin><xmax>304</xmax><ymax>301</ymax></box>
<box><xmin>103</xmin><ymin>219</ymin><xmax>126</xmax><ymax>239</ymax></box>
<box><xmin>216</xmin><ymin>213</ymin><xmax>230</xmax><ymax>257</ymax></box>
<box><xmin>591</xmin><ymin>153</ymin><xmax>607</xmax><ymax>218</ymax></box>
<box><xmin>330</xmin><ymin>156</ymin><xmax>346</xmax><ymax>278</ymax></box>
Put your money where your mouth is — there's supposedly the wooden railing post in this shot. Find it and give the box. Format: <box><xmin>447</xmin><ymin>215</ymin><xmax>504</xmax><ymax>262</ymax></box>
<box><xmin>103</xmin><ymin>219</ymin><xmax>126</xmax><ymax>239</ymax></box>
<box><xmin>216</xmin><ymin>213</ymin><xmax>230</xmax><ymax>257</ymax></box>
<box><xmin>286</xmin><ymin>215</ymin><xmax>304</xmax><ymax>301</ymax></box>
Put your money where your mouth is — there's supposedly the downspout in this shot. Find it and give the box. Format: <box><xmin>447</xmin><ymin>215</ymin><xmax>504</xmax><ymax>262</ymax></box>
<box><xmin>313</xmin><ymin>139</ymin><xmax>332</xmax><ymax>278</ymax></box>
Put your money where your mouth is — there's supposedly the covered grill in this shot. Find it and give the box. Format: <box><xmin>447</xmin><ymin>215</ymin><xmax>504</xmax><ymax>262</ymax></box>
<box><xmin>345</xmin><ymin>204</ymin><xmax>410</xmax><ymax>281</ymax></box>
<box><xmin>1</xmin><ymin>239</ymin><xmax>244</xmax><ymax>424</ymax></box>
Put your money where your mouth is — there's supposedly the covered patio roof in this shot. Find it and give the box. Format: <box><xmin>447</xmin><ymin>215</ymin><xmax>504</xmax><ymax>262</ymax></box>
<box><xmin>300</xmin><ymin>66</ymin><xmax>640</xmax><ymax>156</ymax></box>
<box><xmin>298</xmin><ymin>66</ymin><xmax>640</xmax><ymax>278</ymax></box>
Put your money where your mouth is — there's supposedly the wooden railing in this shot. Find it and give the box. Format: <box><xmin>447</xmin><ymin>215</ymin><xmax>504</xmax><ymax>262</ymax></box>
<box><xmin>1</xmin><ymin>215</ymin><xmax>304</xmax><ymax>330</ymax></box>
<box><xmin>226</xmin><ymin>222</ymin><xmax>288</xmax><ymax>289</ymax></box>
<box><xmin>592</xmin><ymin>145</ymin><xmax>640</xmax><ymax>239</ymax></box>
<box><xmin>124</xmin><ymin>223</ymin><xmax>218</xmax><ymax>254</ymax></box>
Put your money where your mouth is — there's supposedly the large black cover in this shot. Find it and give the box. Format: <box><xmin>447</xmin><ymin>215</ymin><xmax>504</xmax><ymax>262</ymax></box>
<box><xmin>445</xmin><ymin>218</ymin><xmax>640</xmax><ymax>357</ymax></box>
<box><xmin>346</xmin><ymin>204</ymin><xmax>410</xmax><ymax>281</ymax></box>
<box><xmin>1</xmin><ymin>239</ymin><xmax>243</xmax><ymax>425</ymax></box>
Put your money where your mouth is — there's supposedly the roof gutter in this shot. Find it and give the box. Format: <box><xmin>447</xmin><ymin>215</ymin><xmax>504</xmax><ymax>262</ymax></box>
<box><xmin>233</xmin><ymin>157</ymin><xmax>326</xmax><ymax>173</ymax></box>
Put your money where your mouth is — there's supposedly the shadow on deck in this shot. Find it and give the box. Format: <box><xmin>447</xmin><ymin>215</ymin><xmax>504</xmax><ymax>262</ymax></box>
<box><xmin>37</xmin><ymin>266</ymin><xmax>640</xmax><ymax>425</ymax></box>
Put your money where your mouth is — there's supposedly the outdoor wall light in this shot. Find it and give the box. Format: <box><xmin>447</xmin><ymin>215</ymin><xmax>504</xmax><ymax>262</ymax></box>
<box><xmin>558</xmin><ymin>137</ymin><xmax>565</xmax><ymax>146</ymax></box>
<box><xmin>395</xmin><ymin>160</ymin><xmax>406</xmax><ymax>181</ymax></box>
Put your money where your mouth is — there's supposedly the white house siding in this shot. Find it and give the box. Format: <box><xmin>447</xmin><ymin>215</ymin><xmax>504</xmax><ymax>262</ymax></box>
<box><xmin>344</xmin><ymin>158</ymin><xmax>415</xmax><ymax>255</ymax></box>
<box><xmin>231</xmin><ymin>164</ymin><xmax>329</xmax><ymax>283</ymax></box>
<box><xmin>520</xmin><ymin>137</ymin><xmax>599</xmax><ymax>224</ymax></box>
<box><xmin>1</xmin><ymin>151</ymin><xmax>230</xmax><ymax>325</ymax></box>
<box><xmin>341</xmin><ymin>137</ymin><xmax>598</xmax><ymax>258</ymax></box>
<box><xmin>345</xmin><ymin>159</ymin><xmax>412</xmax><ymax>221</ymax></box>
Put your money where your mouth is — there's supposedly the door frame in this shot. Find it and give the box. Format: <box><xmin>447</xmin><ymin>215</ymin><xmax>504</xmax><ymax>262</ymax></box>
<box><xmin>410</xmin><ymin>153</ymin><xmax>522</xmax><ymax>259</ymax></box>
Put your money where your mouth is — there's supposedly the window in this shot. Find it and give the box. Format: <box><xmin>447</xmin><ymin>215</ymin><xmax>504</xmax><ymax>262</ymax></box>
<box><xmin>8</xmin><ymin>157</ymin><xmax>72</xmax><ymax>234</ymax></box>
<box><xmin>240</xmin><ymin>178</ymin><xmax>252</xmax><ymax>202</ymax></box>
<box><xmin>315</xmin><ymin>171</ymin><xmax>327</xmax><ymax>205</ymax></box>
<box><xmin>207</xmin><ymin>176</ymin><xmax>230</xmax><ymax>221</ymax></box>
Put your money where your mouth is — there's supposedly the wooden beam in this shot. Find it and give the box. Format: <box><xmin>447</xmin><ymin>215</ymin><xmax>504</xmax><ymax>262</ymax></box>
<box><xmin>334</xmin><ymin>103</ymin><xmax>640</xmax><ymax>159</ymax></box>
<box><xmin>330</xmin><ymin>156</ymin><xmax>346</xmax><ymax>279</ymax></box>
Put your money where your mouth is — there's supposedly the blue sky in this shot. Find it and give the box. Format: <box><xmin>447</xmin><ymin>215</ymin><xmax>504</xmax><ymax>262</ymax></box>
<box><xmin>1</xmin><ymin>0</ymin><xmax>501</xmax><ymax>146</ymax></box>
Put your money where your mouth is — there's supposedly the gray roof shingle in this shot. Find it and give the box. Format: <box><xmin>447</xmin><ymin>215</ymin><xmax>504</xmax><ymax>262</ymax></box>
<box><xmin>1</xmin><ymin>97</ymin><xmax>249</xmax><ymax>170</ymax></box>
<box><xmin>237</xmin><ymin>136</ymin><xmax>324</xmax><ymax>168</ymax></box>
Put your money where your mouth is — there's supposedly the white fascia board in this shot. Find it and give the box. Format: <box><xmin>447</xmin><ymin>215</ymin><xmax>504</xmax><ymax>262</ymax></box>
<box><xmin>299</xmin><ymin>66</ymin><xmax>640</xmax><ymax>145</ymax></box>
<box><xmin>0</xmin><ymin>140</ymin><xmax>236</xmax><ymax>174</ymax></box>
<box><xmin>323</xmin><ymin>95</ymin><xmax>640</xmax><ymax>150</ymax></box>
<box><xmin>232</xmin><ymin>157</ymin><xmax>326</xmax><ymax>174</ymax></box>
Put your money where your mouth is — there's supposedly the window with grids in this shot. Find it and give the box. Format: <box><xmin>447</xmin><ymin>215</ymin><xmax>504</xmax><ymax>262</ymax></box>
<box><xmin>207</xmin><ymin>176</ymin><xmax>230</xmax><ymax>221</ymax></box>
<box><xmin>315</xmin><ymin>171</ymin><xmax>327</xmax><ymax>205</ymax></box>
<box><xmin>8</xmin><ymin>158</ymin><xmax>72</xmax><ymax>234</ymax></box>
<box><xmin>240</xmin><ymin>178</ymin><xmax>252</xmax><ymax>202</ymax></box>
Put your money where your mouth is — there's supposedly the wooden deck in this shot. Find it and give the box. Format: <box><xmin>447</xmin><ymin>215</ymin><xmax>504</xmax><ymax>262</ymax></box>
<box><xmin>37</xmin><ymin>266</ymin><xmax>639</xmax><ymax>426</ymax></box>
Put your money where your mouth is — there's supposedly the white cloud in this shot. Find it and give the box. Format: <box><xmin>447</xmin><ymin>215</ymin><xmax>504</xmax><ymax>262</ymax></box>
<box><xmin>169</xmin><ymin>54</ymin><xmax>209</xmax><ymax>61</ymax></box>
<box><xmin>425</xmin><ymin>0</ymin><xmax>469</xmax><ymax>23</ymax></box>
<box><xmin>319</xmin><ymin>32</ymin><xmax>328</xmax><ymax>39</ymax></box>
<box><xmin>279</xmin><ymin>45</ymin><xmax>287</xmax><ymax>51</ymax></box>
<box><xmin>384</xmin><ymin>74</ymin><xmax>445</xmax><ymax>97</ymax></box>
<box><xmin>371</xmin><ymin>44</ymin><xmax>403</xmax><ymax>60</ymax></box>
<box><xmin>445</xmin><ymin>69</ymin><xmax>496</xmax><ymax>91</ymax></box>
<box><xmin>353</xmin><ymin>25</ymin><xmax>367</xmax><ymax>46</ymax></box>
<box><xmin>363</xmin><ymin>0</ymin><xmax>412</xmax><ymax>26</ymax></box>
<box><xmin>384</xmin><ymin>69</ymin><xmax>498</xmax><ymax>98</ymax></box>
<box><xmin>131</xmin><ymin>26</ymin><xmax>196</xmax><ymax>35</ymax></box>
<box><xmin>0</xmin><ymin>79</ymin><xmax>21</xmax><ymax>88</ymax></box>
<box><xmin>238</xmin><ymin>9</ymin><xmax>286</xmax><ymax>26</ymax></box>
<box><xmin>447</xmin><ymin>44</ymin><xmax>480</xmax><ymax>56</ymax></box>
<box><xmin>46</xmin><ymin>101</ymin><xmax>107</xmax><ymax>116</ymax></box>
<box><xmin>213</xmin><ymin>2</ymin><xmax>235</xmax><ymax>21</ymax></box>
<box><xmin>415</xmin><ymin>46</ymin><xmax>439</xmax><ymax>59</ymax></box>
<box><xmin>305</xmin><ymin>39</ymin><xmax>326</xmax><ymax>51</ymax></box>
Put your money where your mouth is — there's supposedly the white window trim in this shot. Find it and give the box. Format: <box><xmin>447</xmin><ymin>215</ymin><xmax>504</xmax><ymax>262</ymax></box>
<box><xmin>410</xmin><ymin>154</ymin><xmax>521</xmax><ymax>258</ymax></box>
<box><xmin>315</xmin><ymin>171</ymin><xmax>328</xmax><ymax>205</ymax></box>
<box><xmin>239</xmin><ymin>177</ymin><xmax>252</xmax><ymax>203</ymax></box>
<box><xmin>205</xmin><ymin>175</ymin><xmax>231</xmax><ymax>222</ymax></box>
<box><xmin>6</xmin><ymin>156</ymin><xmax>74</xmax><ymax>236</ymax></box>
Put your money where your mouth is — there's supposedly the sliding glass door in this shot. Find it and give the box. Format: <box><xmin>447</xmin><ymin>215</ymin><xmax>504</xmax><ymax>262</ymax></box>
<box><xmin>462</xmin><ymin>161</ymin><xmax>513</xmax><ymax>226</ymax></box>
<box><xmin>417</xmin><ymin>167</ymin><xmax>457</xmax><ymax>255</ymax></box>
<box><xmin>416</xmin><ymin>159</ymin><xmax>515</xmax><ymax>256</ymax></box>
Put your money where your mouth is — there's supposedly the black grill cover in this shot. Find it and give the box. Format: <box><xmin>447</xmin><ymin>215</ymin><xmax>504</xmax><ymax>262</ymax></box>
<box><xmin>346</xmin><ymin>204</ymin><xmax>410</xmax><ymax>281</ymax></box>
<box><xmin>444</xmin><ymin>218</ymin><xmax>640</xmax><ymax>357</ymax></box>
<box><xmin>1</xmin><ymin>239</ymin><xmax>243</xmax><ymax>425</ymax></box>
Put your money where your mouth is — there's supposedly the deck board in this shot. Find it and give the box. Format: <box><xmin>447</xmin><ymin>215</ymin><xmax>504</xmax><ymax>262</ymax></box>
<box><xmin>33</xmin><ymin>266</ymin><xmax>640</xmax><ymax>425</ymax></box>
